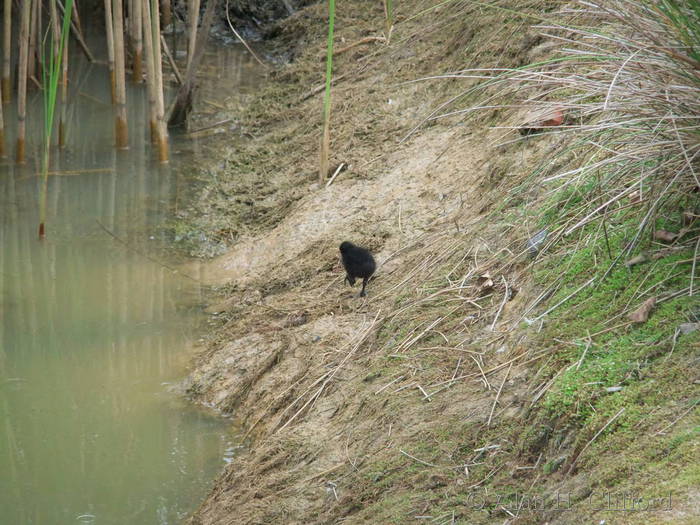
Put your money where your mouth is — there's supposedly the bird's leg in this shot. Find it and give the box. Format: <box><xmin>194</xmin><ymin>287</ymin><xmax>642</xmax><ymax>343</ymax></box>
<box><xmin>345</xmin><ymin>274</ymin><xmax>356</xmax><ymax>286</ymax></box>
<box><xmin>360</xmin><ymin>277</ymin><xmax>368</xmax><ymax>297</ymax></box>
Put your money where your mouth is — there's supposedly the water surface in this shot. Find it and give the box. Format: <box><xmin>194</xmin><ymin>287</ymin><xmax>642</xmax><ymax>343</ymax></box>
<box><xmin>0</xmin><ymin>40</ymin><xmax>258</xmax><ymax>524</ymax></box>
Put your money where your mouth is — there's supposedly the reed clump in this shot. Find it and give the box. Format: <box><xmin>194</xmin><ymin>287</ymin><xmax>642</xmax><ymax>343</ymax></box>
<box><xmin>455</xmin><ymin>0</ymin><xmax>700</xmax><ymax>271</ymax></box>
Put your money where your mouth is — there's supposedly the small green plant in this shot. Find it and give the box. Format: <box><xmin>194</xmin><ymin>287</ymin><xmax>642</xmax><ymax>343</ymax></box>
<box><xmin>39</xmin><ymin>0</ymin><xmax>74</xmax><ymax>239</ymax></box>
<box><xmin>383</xmin><ymin>0</ymin><xmax>394</xmax><ymax>42</ymax></box>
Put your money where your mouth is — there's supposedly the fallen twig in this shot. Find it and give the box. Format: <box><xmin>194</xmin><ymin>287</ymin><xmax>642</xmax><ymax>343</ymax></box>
<box><xmin>325</xmin><ymin>163</ymin><xmax>345</xmax><ymax>187</ymax></box>
<box><xmin>375</xmin><ymin>375</ymin><xmax>405</xmax><ymax>395</ymax></box>
<box><xmin>225</xmin><ymin>0</ymin><xmax>267</xmax><ymax>67</ymax></box>
<box><xmin>333</xmin><ymin>36</ymin><xmax>386</xmax><ymax>56</ymax></box>
<box><xmin>527</xmin><ymin>277</ymin><xmax>596</xmax><ymax>323</ymax></box>
<box><xmin>400</xmin><ymin>449</ymin><xmax>438</xmax><ymax>468</ymax></box>
<box><xmin>489</xmin><ymin>276</ymin><xmax>509</xmax><ymax>331</ymax></box>
<box><xmin>655</xmin><ymin>399</ymin><xmax>699</xmax><ymax>435</ymax></box>
<box><xmin>187</xmin><ymin>118</ymin><xmax>234</xmax><ymax>135</ymax></box>
<box><xmin>298</xmin><ymin>73</ymin><xmax>349</xmax><ymax>103</ymax></box>
<box><xmin>160</xmin><ymin>35</ymin><xmax>183</xmax><ymax>84</ymax></box>
<box><xmin>487</xmin><ymin>362</ymin><xmax>512</xmax><ymax>426</ymax></box>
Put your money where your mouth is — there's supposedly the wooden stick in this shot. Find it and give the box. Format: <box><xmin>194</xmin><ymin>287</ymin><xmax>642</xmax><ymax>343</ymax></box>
<box><xmin>58</xmin><ymin>2</ymin><xmax>70</xmax><ymax>148</ymax></box>
<box><xmin>160</xmin><ymin>34</ymin><xmax>182</xmax><ymax>84</ymax></box>
<box><xmin>333</xmin><ymin>36</ymin><xmax>385</xmax><ymax>56</ymax></box>
<box><xmin>160</xmin><ymin>0</ymin><xmax>172</xmax><ymax>29</ymax></box>
<box><xmin>104</xmin><ymin>0</ymin><xmax>116</xmax><ymax>104</ymax></box>
<box><xmin>0</xmin><ymin>68</ymin><xmax>4</xmax><ymax>156</ymax></box>
<box><xmin>168</xmin><ymin>0</ymin><xmax>220</xmax><ymax>127</ymax></box>
<box><xmin>656</xmin><ymin>399</ymin><xmax>699</xmax><ymax>435</ymax></box>
<box><xmin>528</xmin><ymin>277</ymin><xmax>596</xmax><ymax>323</ymax></box>
<box><xmin>56</xmin><ymin>0</ymin><xmax>95</xmax><ymax>62</ymax></box>
<box><xmin>301</xmin><ymin>463</ymin><xmax>345</xmax><ymax>483</ymax></box>
<box><xmin>28</xmin><ymin>0</ymin><xmax>39</xmax><ymax>82</ymax></box>
<box><xmin>400</xmin><ymin>449</ymin><xmax>438</xmax><ymax>468</ymax></box>
<box><xmin>297</xmin><ymin>73</ymin><xmax>348</xmax><ymax>103</ymax></box>
<box><xmin>224</xmin><ymin>0</ymin><xmax>266</xmax><ymax>67</ymax></box>
<box><xmin>132</xmin><ymin>0</ymin><xmax>143</xmax><ymax>81</ymax></box>
<box><xmin>690</xmin><ymin>235</ymin><xmax>699</xmax><ymax>296</ymax></box>
<box><xmin>489</xmin><ymin>276</ymin><xmax>509</xmax><ymax>331</ymax></box>
<box><xmin>96</xmin><ymin>220</ymin><xmax>200</xmax><ymax>281</ymax></box>
<box><xmin>151</xmin><ymin>0</ymin><xmax>169</xmax><ymax>162</ymax></box>
<box><xmin>142</xmin><ymin>0</ymin><xmax>158</xmax><ymax>142</ymax></box>
<box><xmin>325</xmin><ymin>162</ymin><xmax>345</xmax><ymax>187</ymax></box>
<box><xmin>33</xmin><ymin>168</ymin><xmax>115</xmax><ymax>177</ymax></box>
<box><xmin>16</xmin><ymin>0</ymin><xmax>31</xmax><ymax>163</ymax></box>
<box><xmin>112</xmin><ymin>0</ymin><xmax>129</xmax><ymax>148</ymax></box>
<box><xmin>187</xmin><ymin>0</ymin><xmax>200</xmax><ymax>69</ymax></box>
<box><xmin>487</xmin><ymin>362</ymin><xmax>512</xmax><ymax>426</ymax></box>
<box><xmin>186</xmin><ymin>118</ymin><xmax>233</xmax><ymax>135</ymax></box>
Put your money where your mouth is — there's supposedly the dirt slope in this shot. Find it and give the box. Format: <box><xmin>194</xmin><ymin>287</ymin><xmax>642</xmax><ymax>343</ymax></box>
<box><xmin>182</xmin><ymin>1</ymin><xmax>700</xmax><ymax>524</ymax></box>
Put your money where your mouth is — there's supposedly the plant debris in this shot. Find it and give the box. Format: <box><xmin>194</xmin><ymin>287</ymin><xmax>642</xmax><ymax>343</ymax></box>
<box><xmin>628</xmin><ymin>297</ymin><xmax>657</xmax><ymax>323</ymax></box>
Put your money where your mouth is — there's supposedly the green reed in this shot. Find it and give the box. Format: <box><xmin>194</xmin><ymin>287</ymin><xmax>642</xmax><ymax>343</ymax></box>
<box><xmin>39</xmin><ymin>0</ymin><xmax>74</xmax><ymax>238</ymax></box>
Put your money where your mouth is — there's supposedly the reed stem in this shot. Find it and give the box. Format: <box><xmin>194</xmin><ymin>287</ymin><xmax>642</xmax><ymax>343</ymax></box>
<box><xmin>2</xmin><ymin>0</ymin><xmax>11</xmax><ymax>104</ymax></box>
<box><xmin>151</xmin><ymin>0</ymin><xmax>169</xmax><ymax>162</ymax></box>
<box><xmin>104</xmin><ymin>0</ymin><xmax>116</xmax><ymax>103</ymax></box>
<box><xmin>142</xmin><ymin>0</ymin><xmax>158</xmax><ymax>143</ymax></box>
<box><xmin>319</xmin><ymin>0</ymin><xmax>335</xmax><ymax>184</ymax></box>
<box><xmin>133</xmin><ymin>0</ymin><xmax>143</xmax><ymax>82</ymax></box>
<box><xmin>16</xmin><ymin>0</ymin><xmax>32</xmax><ymax>163</ymax></box>
<box><xmin>39</xmin><ymin>0</ymin><xmax>75</xmax><ymax>238</ymax></box>
<box><xmin>112</xmin><ymin>0</ymin><xmax>129</xmax><ymax>148</ymax></box>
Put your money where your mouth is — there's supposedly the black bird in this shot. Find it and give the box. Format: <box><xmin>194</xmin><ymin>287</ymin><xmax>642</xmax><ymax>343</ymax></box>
<box><xmin>339</xmin><ymin>241</ymin><xmax>376</xmax><ymax>297</ymax></box>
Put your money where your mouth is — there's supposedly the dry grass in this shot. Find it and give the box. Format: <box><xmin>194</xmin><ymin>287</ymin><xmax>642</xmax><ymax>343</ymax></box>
<box><xmin>441</xmin><ymin>0</ymin><xmax>700</xmax><ymax>274</ymax></box>
<box><xmin>186</xmin><ymin>2</ymin><xmax>700</xmax><ymax>524</ymax></box>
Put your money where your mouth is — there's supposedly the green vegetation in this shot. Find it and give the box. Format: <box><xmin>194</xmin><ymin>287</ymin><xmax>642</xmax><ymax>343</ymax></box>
<box><xmin>352</xmin><ymin>0</ymin><xmax>700</xmax><ymax>520</ymax></box>
<box><xmin>184</xmin><ymin>1</ymin><xmax>700</xmax><ymax>523</ymax></box>
<box><xmin>38</xmin><ymin>0</ymin><xmax>75</xmax><ymax>238</ymax></box>
<box><xmin>383</xmin><ymin>0</ymin><xmax>394</xmax><ymax>41</ymax></box>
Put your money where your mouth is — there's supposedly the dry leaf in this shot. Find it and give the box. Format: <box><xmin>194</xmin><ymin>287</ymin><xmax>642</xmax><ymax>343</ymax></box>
<box><xmin>625</xmin><ymin>253</ymin><xmax>648</xmax><ymax>267</ymax></box>
<box><xmin>628</xmin><ymin>297</ymin><xmax>656</xmax><ymax>323</ymax></box>
<box><xmin>654</xmin><ymin>230</ymin><xmax>678</xmax><ymax>243</ymax></box>
<box><xmin>477</xmin><ymin>272</ymin><xmax>494</xmax><ymax>294</ymax></box>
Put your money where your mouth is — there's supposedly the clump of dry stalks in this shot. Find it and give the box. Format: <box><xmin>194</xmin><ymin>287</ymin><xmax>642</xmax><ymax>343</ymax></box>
<box><xmin>455</xmin><ymin>0</ymin><xmax>700</xmax><ymax>267</ymax></box>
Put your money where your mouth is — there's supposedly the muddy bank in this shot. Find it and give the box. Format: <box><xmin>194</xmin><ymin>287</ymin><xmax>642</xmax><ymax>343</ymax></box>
<box><xmin>218</xmin><ymin>0</ymin><xmax>315</xmax><ymax>42</ymax></box>
<box><xmin>162</xmin><ymin>0</ymin><xmax>314</xmax><ymax>43</ymax></box>
<box><xmin>181</xmin><ymin>1</ymin><xmax>700</xmax><ymax>524</ymax></box>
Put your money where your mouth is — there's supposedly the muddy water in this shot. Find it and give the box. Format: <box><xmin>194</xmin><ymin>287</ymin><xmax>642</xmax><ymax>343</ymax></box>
<box><xmin>0</xmin><ymin>42</ymin><xmax>258</xmax><ymax>523</ymax></box>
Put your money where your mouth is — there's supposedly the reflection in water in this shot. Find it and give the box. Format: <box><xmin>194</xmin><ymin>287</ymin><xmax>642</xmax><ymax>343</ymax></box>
<box><xmin>0</xmin><ymin>41</ymin><xmax>259</xmax><ymax>524</ymax></box>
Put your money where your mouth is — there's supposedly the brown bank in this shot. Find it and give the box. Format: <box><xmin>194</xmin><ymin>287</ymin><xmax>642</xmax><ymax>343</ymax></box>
<box><xmin>180</xmin><ymin>1</ymin><xmax>700</xmax><ymax>524</ymax></box>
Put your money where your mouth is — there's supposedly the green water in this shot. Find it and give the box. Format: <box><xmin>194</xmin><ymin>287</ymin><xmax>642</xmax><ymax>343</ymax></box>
<box><xmin>0</xmin><ymin>43</ymin><xmax>257</xmax><ymax>524</ymax></box>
